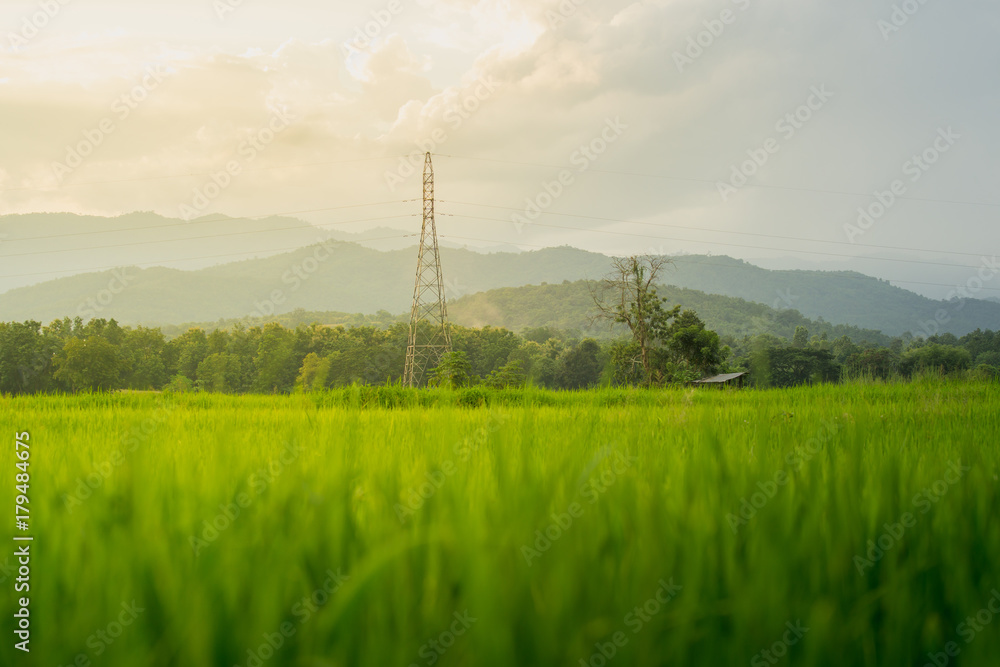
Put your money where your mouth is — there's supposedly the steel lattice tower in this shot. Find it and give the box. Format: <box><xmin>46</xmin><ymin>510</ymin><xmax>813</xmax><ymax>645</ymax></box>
<box><xmin>404</xmin><ymin>153</ymin><xmax>452</xmax><ymax>387</ymax></box>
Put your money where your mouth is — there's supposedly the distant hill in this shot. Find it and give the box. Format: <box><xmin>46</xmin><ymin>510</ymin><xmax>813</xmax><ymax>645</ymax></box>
<box><xmin>1</xmin><ymin>240</ymin><xmax>998</xmax><ymax>337</ymax></box>
<box><xmin>0</xmin><ymin>243</ymin><xmax>610</xmax><ymax>326</ymax></box>
<box><xmin>447</xmin><ymin>280</ymin><xmax>894</xmax><ymax>346</ymax></box>
<box><xmin>153</xmin><ymin>281</ymin><xmax>892</xmax><ymax>347</ymax></box>
<box><xmin>662</xmin><ymin>256</ymin><xmax>998</xmax><ymax>336</ymax></box>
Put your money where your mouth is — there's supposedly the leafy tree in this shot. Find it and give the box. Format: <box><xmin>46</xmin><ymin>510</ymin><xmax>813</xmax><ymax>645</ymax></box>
<box><xmin>751</xmin><ymin>348</ymin><xmax>840</xmax><ymax>388</ymax></box>
<box><xmin>253</xmin><ymin>323</ymin><xmax>298</xmax><ymax>393</ymax></box>
<box><xmin>53</xmin><ymin>337</ymin><xmax>124</xmax><ymax>392</ymax></box>
<box><xmin>122</xmin><ymin>326</ymin><xmax>167</xmax><ymax>389</ymax></box>
<box><xmin>667</xmin><ymin>310</ymin><xmax>726</xmax><ymax>376</ymax></box>
<box><xmin>976</xmin><ymin>350</ymin><xmax>1000</xmax><ymax>367</ymax></box>
<box><xmin>0</xmin><ymin>321</ymin><xmax>53</xmax><ymax>394</ymax></box>
<box><xmin>559</xmin><ymin>339</ymin><xmax>603</xmax><ymax>389</ymax></box>
<box><xmin>792</xmin><ymin>326</ymin><xmax>809</xmax><ymax>349</ymax></box>
<box><xmin>609</xmin><ymin>341</ymin><xmax>645</xmax><ymax>387</ymax></box>
<box><xmin>197</xmin><ymin>353</ymin><xmax>242</xmax><ymax>393</ymax></box>
<box><xmin>170</xmin><ymin>328</ymin><xmax>209</xmax><ymax>381</ymax></box>
<box><xmin>901</xmin><ymin>344</ymin><xmax>972</xmax><ymax>375</ymax></box>
<box><xmin>522</xmin><ymin>327</ymin><xmax>563</xmax><ymax>344</ymax></box>
<box><xmin>482</xmin><ymin>360</ymin><xmax>527</xmax><ymax>389</ymax></box>
<box><xmin>164</xmin><ymin>374</ymin><xmax>195</xmax><ymax>393</ymax></box>
<box><xmin>296</xmin><ymin>353</ymin><xmax>332</xmax><ymax>392</ymax></box>
<box><xmin>454</xmin><ymin>326</ymin><xmax>522</xmax><ymax>378</ymax></box>
<box><xmin>429</xmin><ymin>351</ymin><xmax>474</xmax><ymax>389</ymax></box>
<box><xmin>531</xmin><ymin>355</ymin><xmax>561</xmax><ymax>389</ymax></box>
<box><xmin>846</xmin><ymin>348</ymin><xmax>900</xmax><ymax>380</ymax></box>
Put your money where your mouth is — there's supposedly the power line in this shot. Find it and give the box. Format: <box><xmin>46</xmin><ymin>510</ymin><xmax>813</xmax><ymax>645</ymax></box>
<box><xmin>0</xmin><ymin>201</ymin><xmax>415</xmax><ymax>245</ymax></box>
<box><xmin>438</xmin><ymin>200</ymin><xmax>991</xmax><ymax>261</ymax></box>
<box><xmin>0</xmin><ymin>155</ymin><xmax>412</xmax><ymax>193</ymax></box>
<box><xmin>0</xmin><ymin>233</ymin><xmax>412</xmax><ymax>280</ymax></box>
<box><xmin>433</xmin><ymin>154</ymin><xmax>1000</xmax><ymax>209</ymax></box>
<box><xmin>0</xmin><ymin>214</ymin><xmax>416</xmax><ymax>260</ymax></box>
<box><xmin>439</xmin><ymin>211</ymin><xmax>989</xmax><ymax>272</ymax></box>
<box><xmin>438</xmin><ymin>233</ymin><xmax>1000</xmax><ymax>294</ymax></box>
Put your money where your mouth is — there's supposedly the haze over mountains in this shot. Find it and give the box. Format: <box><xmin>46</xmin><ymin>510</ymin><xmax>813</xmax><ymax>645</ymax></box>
<box><xmin>1</xmin><ymin>212</ymin><xmax>998</xmax><ymax>338</ymax></box>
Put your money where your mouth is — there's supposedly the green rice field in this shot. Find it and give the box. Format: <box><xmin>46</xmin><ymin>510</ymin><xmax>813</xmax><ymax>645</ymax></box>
<box><xmin>2</xmin><ymin>379</ymin><xmax>999</xmax><ymax>666</ymax></box>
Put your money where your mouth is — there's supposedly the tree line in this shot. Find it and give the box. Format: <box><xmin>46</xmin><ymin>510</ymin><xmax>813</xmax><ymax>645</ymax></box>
<box><xmin>1</xmin><ymin>257</ymin><xmax>997</xmax><ymax>394</ymax></box>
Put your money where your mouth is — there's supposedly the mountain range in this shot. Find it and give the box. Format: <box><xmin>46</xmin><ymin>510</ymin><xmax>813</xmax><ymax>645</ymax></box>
<box><xmin>1</xmin><ymin>236</ymin><xmax>998</xmax><ymax>338</ymax></box>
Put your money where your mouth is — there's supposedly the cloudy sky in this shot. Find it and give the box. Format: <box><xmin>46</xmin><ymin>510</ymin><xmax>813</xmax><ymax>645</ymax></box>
<box><xmin>1</xmin><ymin>0</ymin><xmax>998</xmax><ymax>298</ymax></box>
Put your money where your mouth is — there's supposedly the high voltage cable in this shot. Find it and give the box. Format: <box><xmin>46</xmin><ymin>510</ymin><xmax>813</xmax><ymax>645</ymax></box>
<box><xmin>0</xmin><ymin>233</ymin><xmax>413</xmax><ymax>281</ymax></box>
<box><xmin>0</xmin><ymin>201</ymin><xmax>416</xmax><ymax>245</ymax></box>
<box><xmin>0</xmin><ymin>156</ymin><xmax>412</xmax><ymax>192</ymax></box>
<box><xmin>438</xmin><ymin>212</ymin><xmax>990</xmax><ymax>271</ymax></box>
<box><xmin>0</xmin><ymin>214</ymin><xmax>417</xmax><ymax>259</ymax></box>
<box><xmin>2</xmin><ymin>226</ymin><xmax>995</xmax><ymax>294</ymax></box>
<box><xmin>438</xmin><ymin>233</ymin><xmax>1000</xmax><ymax>294</ymax></box>
<box><xmin>438</xmin><ymin>200</ymin><xmax>991</xmax><ymax>261</ymax></box>
<box><xmin>433</xmin><ymin>154</ymin><xmax>1000</xmax><ymax>209</ymax></box>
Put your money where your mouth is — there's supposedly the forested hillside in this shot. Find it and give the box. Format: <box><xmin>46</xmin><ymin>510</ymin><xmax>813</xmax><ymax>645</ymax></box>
<box><xmin>2</xmin><ymin>241</ymin><xmax>998</xmax><ymax>336</ymax></box>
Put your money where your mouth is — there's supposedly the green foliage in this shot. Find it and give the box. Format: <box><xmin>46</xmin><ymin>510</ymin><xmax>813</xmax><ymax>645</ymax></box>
<box><xmin>666</xmin><ymin>310</ymin><xmax>726</xmax><ymax>376</ymax></box>
<box><xmin>164</xmin><ymin>373</ymin><xmax>195</xmax><ymax>393</ymax></box>
<box><xmin>751</xmin><ymin>347</ymin><xmax>840</xmax><ymax>388</ymax></box>
<box><xmin>792</xmin><ymin>325</ymin><xmax>809</xmax><ymax>348</ymax></box>
<box><xmin>252</xmin><ymin>323</ymin><xmax>297</xmax><ymax>393</ymax></box>
<box><xmin>2</xmin><ymin>383</ymin><xmax>999</xmax><ymax>665</ymax></box>
<box><xmin>0</xmin><ymin>320</ymin><xmax>53</xmax><ymax>394</ymax></box>
<box><xmin>4</xmin><ymin>314</ymin><xmax>1000</xmax><ymax>395</ymax></box>
<box><xmin>53</xmin><ymin>336</ymin><xmax>124</xmax><ymax>392</ymax></box>
<box><xmin>845</xmin><ymin>348</ymin><xmax>901</xmax><ymax>380</ymax></box>
<box><xmin>482</xmin><ymin>360</ymin><xmax>527</xmax><ymax>389</ymax></box>
<box><xmin>901</xmin><ymin>343</ymin><xmax>973</xmax><ymax>375</ymax></box>
<box><xmin>429</xmin><ymin>350</ymin><xmax>474</xmax><ymax>389</ymax></box>
<box><xmin>559</xmin><ymin>339</ymin><xmax>603</xmax><ymax>389</ymax></box>
<box><xmin>197</xmin><ymin>353</ymin><xmax>242</xmax><ymax>393</ymax></box>
<box><xmin>295</xmin><ymin>352</ymin><xmax>332</xmax><ymax>392</ymax></box>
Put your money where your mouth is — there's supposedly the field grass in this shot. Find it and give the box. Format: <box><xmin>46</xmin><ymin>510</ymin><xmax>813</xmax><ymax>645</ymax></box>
<box><xmin>2</xmin><ymin>379</ymin><xmax>999</xmax><ymax>667</ymax></box>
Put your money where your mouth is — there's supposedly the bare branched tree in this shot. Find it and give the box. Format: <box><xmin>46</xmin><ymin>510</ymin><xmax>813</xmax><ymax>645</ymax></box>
<box><xmin>591</xmin><ymin>255</ymin><xmax>678</xmax><ymax>385</ymax></box>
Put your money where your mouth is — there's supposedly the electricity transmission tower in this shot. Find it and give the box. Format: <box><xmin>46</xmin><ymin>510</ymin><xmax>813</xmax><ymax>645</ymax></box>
<box><xmin>404</xmin><ymin>152</ymin><xmax>452</xmax><ymax>387</ymax></box>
